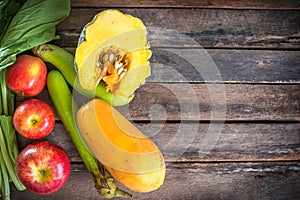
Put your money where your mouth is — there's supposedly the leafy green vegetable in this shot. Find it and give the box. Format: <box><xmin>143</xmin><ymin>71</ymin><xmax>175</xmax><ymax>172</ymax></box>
<box><xmin>0</xmin><ymin>0</ymin><xmax>71</xmax><ymax>199</ymax></box>
<box><xmin>0</xmin><ymin>116</ymin><xmax>25</xmax><ymax>188</ymax></box>
<box><xmin>0</xmin><ymin>0</ymin><xmax>21</xmax><ymax>39</ymax></box>
<box><xmin>0</xmin><ymin>0</ymin><xmax>70</xmax><ymax>71</ymax></box>
<box><xmin>0</xmin><ymin>69</ymin><xmax>25</xmax><ymax>200</ymax></box>
<box><xmin>0</xmin><ymin>150</ymin><xmax>10</xmax><ymax>200</ymax></box>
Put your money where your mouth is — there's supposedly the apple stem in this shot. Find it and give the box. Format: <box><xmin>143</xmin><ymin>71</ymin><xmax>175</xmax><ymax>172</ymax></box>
<box><xmin>31</xmin><ymin>119</ymin><xmax>37</xmax><ymax>125</ymax></box>
<box><xmin>40</xmin><ymin>170</ymin><xmax>46</xmax><ymax>175</ymax></box>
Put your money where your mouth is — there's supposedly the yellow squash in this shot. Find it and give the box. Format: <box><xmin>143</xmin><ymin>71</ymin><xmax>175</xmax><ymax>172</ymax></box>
<box><xmin>75</xmin><ymin>10</ymin><xmax>151</xmax><ymax>99</ymax></box>
<box><xmin>76</xmin><ymin>98</ymin><xmax>165</xmax><ymax>192</ymax></box>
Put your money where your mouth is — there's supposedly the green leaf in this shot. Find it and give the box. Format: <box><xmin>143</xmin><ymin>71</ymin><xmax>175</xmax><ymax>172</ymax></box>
<box><xmin>0</xmin><ymin>0</ymin><xmax>10</xmax><ymax>35</ymax></box>
<box><xmin>0</xmin><ymin>0</ymin><xmax>70</xmax><ymax>71</ymax></box>
<box><xmin>0</xmin><ymin>78</ymin><xmax>2</xmax><ymax>116</ymax></box>
<box><xmin>0</xmin><ymin>0</ymin><xmax>21</xmax><ymax>42</ymax></box>
<box><xmin>0</xmin><ymin>27</ymin><xmax>58</xmax><ymax>70</ymax></box>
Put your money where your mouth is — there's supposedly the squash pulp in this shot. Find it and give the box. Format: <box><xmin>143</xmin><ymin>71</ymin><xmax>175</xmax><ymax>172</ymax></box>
<box><xmin>76</xmin><ymin>98</ymin><xmax>165</xmax><ymax>192</ymax></box>
<box><xmin>75</xmin><ymin>10</ymin><xmax>151</xmax><ymax>99</ymax></box>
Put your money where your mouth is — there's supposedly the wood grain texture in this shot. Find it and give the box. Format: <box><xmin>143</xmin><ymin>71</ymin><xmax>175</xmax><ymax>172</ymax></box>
<box><xmin>15</xmin><ymin>83</ymin><xmax>300</xmax><ymax>121</ymax></box>
<box><xmin>71</xmin><ymin>0</ymin><xmax>300</xmax><ymax>10</ymax></box>
<box><xmin>64</xmin><ymin>47</ymin><xmax>300</xmax><ymax>83</ymax></box>
<box><xmin>56</xmin><ymin>8</ymin><xmax>300</xmax><ymax>48</ymax></box>
<box><xmin>126</xmin><ymin>83</ymin><xmax>300</xmax><ymax>121</ymax></box>
<box><xmin>150</xmin><ymin>49</ymin><xmax>300</xmax><ymax>83</ymax></box>
<box><xmin>16</xmin><ymin>123</ymin><xmax>300</xmax><ymax>163</ymax></box>
<box><xmin>10</xmin><ymin>162</ymin><xmax>300</xmax><ymax>200</ymax></box>
<box><xmin>10</xmin><ymin>1</ymin><xmax>300</xmax><ymax>199</ymax></box>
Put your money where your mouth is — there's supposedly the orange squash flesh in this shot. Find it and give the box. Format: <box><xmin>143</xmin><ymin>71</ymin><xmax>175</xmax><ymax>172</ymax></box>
<box><xmin>76</xmin><ymin>98</ymin><xmax>165</xmax><ymax>192</ymax></box>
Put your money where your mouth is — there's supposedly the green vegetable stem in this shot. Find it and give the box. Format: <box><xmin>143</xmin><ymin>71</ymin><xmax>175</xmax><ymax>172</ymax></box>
<box><xmin>0</xmin><ymin>70</ymin><xmax>26</xmax><ymax>200</ymax></box>
<box><xmin>32</xmin><ymin>44</ymin><xmax>134</xmax><ymax>106</ymax></box>
<box><xmin>47</xmin><ymin>70</ymin><xmax>132</xmax><ymax>199</ymax></box>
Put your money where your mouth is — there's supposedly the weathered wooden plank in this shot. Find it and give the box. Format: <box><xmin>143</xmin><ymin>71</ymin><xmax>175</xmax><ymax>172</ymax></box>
<box><xmin>56</xmin><ymin>8</ymin><xmax>300</xmax><ymax>48</ymax></box>
<box><xmin>17</xmin><ymin>123</ymin><xmax>300</xmax><ymax>163</ymax></box>
<box><xmin>16</xmin><ymin>83</ymin><xmax>300</xmax><ymax>121</ymax></box>
<box><xmin>150</xmin><ymin>49</ymin><xmax>300</xmax><ymax>83</ymax></box>
<box><xmin>126</xmin><ymin>83</ymin><xmax>300</xmax><ymax>121</ymax></box>
<box><xmin>9</xmin><ymin>1</ymin><xmax>300</xmax><ymax>200</ymax></box>
<box><xmin>10</xmin><ymin>162</ymin><xmax>300</xmax><ymax>200</ymax></box>
<box><xmin>71</xmin><ymin>0</ymin><xmax>300</xmax><ymax>10</ymax></box>
<box><xmin>63</xmin><ymin>47</ymin><xmax>300</xmax><ymax>83</ymax></box>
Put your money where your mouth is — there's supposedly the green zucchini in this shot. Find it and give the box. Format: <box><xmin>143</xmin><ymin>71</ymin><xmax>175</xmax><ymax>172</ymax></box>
<box><xmin>47</xmin><ymin>70</ymin><xmax>132</xmax><ymax>198</ymax></box>
<box><xmin>33</xmin><ymin>44</ymin><xmax>134</xmax><ymax>106</ymax></box>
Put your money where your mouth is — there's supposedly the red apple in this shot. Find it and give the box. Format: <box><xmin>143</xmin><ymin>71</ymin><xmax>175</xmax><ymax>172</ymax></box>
<box><xmin>6</xmin><ymin>54</ymin><xmax>47</xmax><ymax>97</ymax></box>
<box><xmin>15</xmin><ymin>141</ymin><xmax>71</xmax><ymax>194</ymax></box>
<box><xmin>13</xmin><ymin>99</ymin><xmax>55</xmax><ymax>139</ymax></box>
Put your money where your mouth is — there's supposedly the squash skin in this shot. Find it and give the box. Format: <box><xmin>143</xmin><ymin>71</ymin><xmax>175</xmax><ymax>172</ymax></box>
<box><xmin>76</xmin><ymin>98</ymin><xmax>165</xmax><ymax>192</ymax></box>
<box><xmin>33</xmin><ymin>43</ymin><xmax>134</xmax><ymax>107</ymax></box>
<box><xmin>75</xmin><ymin>10</ymin><xmax>151</xmax><ymax>99</ymax></box>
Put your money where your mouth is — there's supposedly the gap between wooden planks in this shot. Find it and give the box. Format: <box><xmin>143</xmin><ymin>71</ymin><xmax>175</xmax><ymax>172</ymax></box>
<box><xmin>10</xmin><ymin>162</ymin><xmax>300</xmax><ymax>200</ymax></box>
<box><xmin>62</xmin><ymin>47</ymin><xmax>300</xmax><ymax>84</ymax></box>
<box><xmin>16</xmin><ymin>83</ymin><xmax>300</xmax><ymax>122</ymax></box>
<box><xmin>56</xmin><ymin>8</ymin><xmax>300</xmax><ymax>49</ymax></box>
<box><xmin>70</xmin><ymin>0</ymin><xmax>300</xmax><ymax>10</ymax></box>
<box><xmin>17</xmin><ymin>121</ymin><xmax>300</xmax><ymax>163</ymax></box>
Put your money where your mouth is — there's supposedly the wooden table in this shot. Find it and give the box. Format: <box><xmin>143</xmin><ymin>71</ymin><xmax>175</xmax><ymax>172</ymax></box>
<box><xmin>11</xmin><ymin>0</ymin><xmax>300</xmax><ymax>199</ymax></box>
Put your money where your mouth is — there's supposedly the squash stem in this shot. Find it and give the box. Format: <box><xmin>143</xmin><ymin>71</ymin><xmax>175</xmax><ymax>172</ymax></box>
<box><xmin>32</xmin><ymin>43</ymin><xmax>134</xmax><ymax>106</ymax></box>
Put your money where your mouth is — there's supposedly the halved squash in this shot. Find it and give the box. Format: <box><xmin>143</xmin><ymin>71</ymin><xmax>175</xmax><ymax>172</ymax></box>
<box><xmin>76</xmin><ymin>98</ymin><xmax>166</xmax><ymax>192</ymax></box>
<box><xmin>75</xmin><ymin>10</ymin><xmax>151</xmax><ymax>99</ymax></box>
